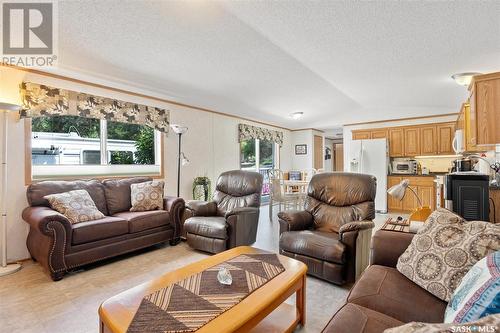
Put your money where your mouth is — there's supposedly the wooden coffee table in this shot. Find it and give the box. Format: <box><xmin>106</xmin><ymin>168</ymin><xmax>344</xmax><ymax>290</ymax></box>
<box><xmin>99</xmin><ymin>246</ymin><xmax>307</xmax><ymax>333</ymax></box>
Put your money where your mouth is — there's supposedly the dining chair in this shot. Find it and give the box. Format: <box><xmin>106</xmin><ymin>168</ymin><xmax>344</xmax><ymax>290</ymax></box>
<box><xmin>268</xmin><ymin>169</ymin><xmax>301</xmax><ymax>221</ymax></box>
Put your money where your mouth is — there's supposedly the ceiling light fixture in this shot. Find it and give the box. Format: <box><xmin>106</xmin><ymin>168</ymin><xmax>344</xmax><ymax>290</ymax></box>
<box><xmin>290</xmin><ymin>111</ymin><xmax>303</xmax><ymax>120</ymax></box>
<box><xmin>451</xmin><ymin>72</ymin><xmax>482</xmax><ymax>87</ymax></box>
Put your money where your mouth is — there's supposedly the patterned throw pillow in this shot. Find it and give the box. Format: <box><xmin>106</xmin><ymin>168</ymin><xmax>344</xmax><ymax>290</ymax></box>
<box><xmin>397</xmin><ymin>208</ymin><xmax>500</xmax><ymax>302</ymax></box>
<box><xmin>445</xmin><ymin>251</ymin><xmax>500</xmax><ymax>323</ymax></box>
<box><xmin>44</xmin><ymin>189</ymin><xmax>105</xmax><ymax>224</ymax></box>
<box><xmin>383</xmin><ymin>314</ymin><xmax>500</xmax><ymax>333</ymax></box>
<box><xmin>130</xmin><ymin>180</ymin><xmax>164</xmax><ymax>212</ymax></box>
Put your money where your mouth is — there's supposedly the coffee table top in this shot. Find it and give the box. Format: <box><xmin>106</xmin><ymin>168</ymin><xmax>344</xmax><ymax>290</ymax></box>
<box><xmin>99</xmin><ymin>246</ymin><xmax>307</xmax><ymax>333</ymax></box>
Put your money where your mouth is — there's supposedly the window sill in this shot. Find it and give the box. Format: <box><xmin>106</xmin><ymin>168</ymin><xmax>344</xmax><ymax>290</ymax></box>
<box><xmin>30</xmin><ymin>164</ymin><xmax>163</xmax><ymax>183</ymax></box>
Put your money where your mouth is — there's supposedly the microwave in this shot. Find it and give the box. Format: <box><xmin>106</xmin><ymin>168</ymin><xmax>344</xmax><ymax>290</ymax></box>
<box><xmin>391</xmin><ymin>160</ymin><xmax>418</xmax><ymax>175</ymax></box>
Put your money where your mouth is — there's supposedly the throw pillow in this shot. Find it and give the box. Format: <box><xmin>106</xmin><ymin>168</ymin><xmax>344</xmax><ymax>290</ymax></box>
<box><xmin>397</xmin><ymin>208</ymin><xmax>500</xmax><ymax>301</ymax></box>
<box><xmin>445</xmin><ymin>251</ymin><xmax>500</xmax><ymax>323</ymax></box>
<box><xmin>130</xmin><ymin>180</ymin><xmax>164</xmax><ymax>212</ymax></box>
<box><xmin>44</xmin><ymin>189</ymin><xmax>105</xmax><ymax>224</ymax></box>
<box><xmin>383</xmin><ymin>314</ymin><xmax>500</xmax><ymax>333</ymax></box>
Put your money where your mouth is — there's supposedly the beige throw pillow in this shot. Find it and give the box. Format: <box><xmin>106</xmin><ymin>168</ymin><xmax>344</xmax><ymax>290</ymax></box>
<box><xmin>44</xmin><ymin>189</ymin><xmax>105</xmax><ymax>224</ymax></box>
<box><xmin>396</xmin><ymin>208</ymin><xmax>500</xmax><ymax>302</ymax></box>
<box><xmin>130</xmin><ymin>180</ymin><xmax>164</xmax><ymax>212</ymax></box>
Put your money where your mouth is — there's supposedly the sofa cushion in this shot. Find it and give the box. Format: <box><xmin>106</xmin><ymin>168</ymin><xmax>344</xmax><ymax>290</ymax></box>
<box><xmin>72</xmin><ymin>216</ymin><xmax>128</xmax><ymax>245</ymax></box>
<box><xmin>445</xmin><ymin>251</ymin><xmax>500</xmax><ymax>323</ymax></box>
<box><xmin>397</xmin><ymin>208</ymin><xmax>500</xmax><ymax>301</ymax></box>
<box><xmin>102</xmin><ymin>177</ymin><xmax>152</xmax><ymax>215</ymax></box>
<box><xmin>130</xmin><ymin>181</ymin><xmax>164</xmax><ymax>212</ymax></box>
<box><xmin>184</xmin><ymin>216</ymin><xmax>227</xmax><ymax>239</ymax></box>
<box><xmin>322</xmin><ymin>303</ymin><xmax>403</xmax><ymax>333</ymax></box>
<box><xmin>279</xmin><ymin>230</ymin><xmax>345</xmax><ymax>264</ymax></box>
<box><xmin>27</xmin><ymin>179</ymin><xmax>108</xmax><ymax>215</ymax></box>
<box><xmin>348</xmin><ymin>265</ymin><xmax>447</xmax><ymax>323</ymax></box>
<box><xmin>45</xmin><ymin>190</ymin><xmax>105</xmax><ymax>224</ymax></box>
<box><xmin>114</xmin><ymin>210</ymin><xmax>170</xmax><ymax>233</ymax></box>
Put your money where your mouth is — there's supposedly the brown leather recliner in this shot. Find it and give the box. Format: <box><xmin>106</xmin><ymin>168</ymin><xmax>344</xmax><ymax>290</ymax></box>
<box><xmin>278</xmin><ymin>172</ymin><xmax>376</xmax><ymax>285</ymax></box>
<box><xmin>183</xmin><ymin>170</ymin><xmax>263</xmax><ymax>254</ymax></box>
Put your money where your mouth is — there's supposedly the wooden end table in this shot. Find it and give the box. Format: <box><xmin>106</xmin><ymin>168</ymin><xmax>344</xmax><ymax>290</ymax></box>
<box><xmin>99</xmin><ymin>246</ymin><xmax>307</xmax><ymax>333</ymax></box>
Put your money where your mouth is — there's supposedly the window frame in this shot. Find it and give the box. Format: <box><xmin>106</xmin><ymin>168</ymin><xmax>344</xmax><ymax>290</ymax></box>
<box><xmin>24</xmin><ymin>118</ymin><xmax>164</xmax><ymax>184</ymax></box>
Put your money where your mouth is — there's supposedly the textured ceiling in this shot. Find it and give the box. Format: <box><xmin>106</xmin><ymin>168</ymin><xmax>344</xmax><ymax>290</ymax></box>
<box><xmin>54</xmin><ymin>1</ymin><xmax>500</xmax><ymax>129</ymax></box>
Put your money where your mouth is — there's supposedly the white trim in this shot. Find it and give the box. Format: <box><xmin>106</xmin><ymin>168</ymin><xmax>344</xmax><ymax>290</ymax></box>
<box><xmin>32</xmin><ymin>164</ymin><xmax>161</xmax><ymax>180</ymax></box>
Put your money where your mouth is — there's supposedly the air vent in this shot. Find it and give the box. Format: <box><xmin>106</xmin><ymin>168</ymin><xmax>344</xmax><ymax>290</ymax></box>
<box><xmin>463</xmin><ymin>199</ymin><xmax>479</xmax><ymax>220</ymax></box>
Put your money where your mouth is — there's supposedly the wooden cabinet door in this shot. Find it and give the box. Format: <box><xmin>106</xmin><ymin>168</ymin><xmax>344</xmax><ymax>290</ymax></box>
<box><xmin>314</xmin><ymin>135</ymin><xmax>323</xmax><ymax>170</ymax></box>
<box><xmin>436</xmin><ymin>123</ymin><xmax>455</xmax><ymax>155</ymax></box>
<box><xmin>352</xmin><ymin>130</ymin><xmax>371</xmax><ymax>140</ymax></box>
<box><xmin>402</xmin><ymin>186</ymin><xmax>419</xmax><ymax>212</ymax></box>
<box><xmin>475</xmin><ymin>79</ymin><xmax>500</xmax><ymax>145</ymax></box>
<box><xmin>418</xmin><ymin>185</ymin><xmax>435</xmax><ymax>210</ymax></box>
<box><xmin>389</xmin><ymin>128</ymin><xmax>404</xmax><ymax>157</ymax></box>
<box><xmin>387</xmin><ymin>176</ymin><xmax>403</xmax><ymax>211</ymax></box>
<box><xmin>371</xmin><ymin>129</ymin><xmax>387</xmax><ymax>139</ymax></box>
<box><xmin>404</xmin><ymin>127</ymin><xmax>420</xmax><ymax>156</ymax></box>
<box><xmin>420</xmin><ymin>125</ymin><xmax>437</xmax><ymax>155</ymax></box>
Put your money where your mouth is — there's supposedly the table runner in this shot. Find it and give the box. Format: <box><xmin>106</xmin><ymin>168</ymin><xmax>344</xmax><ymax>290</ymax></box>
<box><xmin>127</xmin><ymin>253</ymin><xmax>285</xmax><ymax>332</ymax></box>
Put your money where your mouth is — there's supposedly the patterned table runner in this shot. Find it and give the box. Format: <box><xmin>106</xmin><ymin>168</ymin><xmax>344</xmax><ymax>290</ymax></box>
<box><xmin>127</xmin><ymin>253</ymin><xmax>285</xmax><ymax>332</ymax></box>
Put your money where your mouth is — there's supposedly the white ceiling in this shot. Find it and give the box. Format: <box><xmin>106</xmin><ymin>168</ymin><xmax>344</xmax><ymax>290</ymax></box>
<box><xmin>54</xmin><ymin>1</ymin><xmax>500</xmax><ymax>130</ymax></box>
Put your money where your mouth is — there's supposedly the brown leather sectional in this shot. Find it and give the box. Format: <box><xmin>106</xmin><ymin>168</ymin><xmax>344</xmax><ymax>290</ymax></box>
<box><xmin>322</xmin><ymin>230</ymin><xmax>447</xmax><ymax>333</ymax></box>
<box><xmin>22</xmin><ymin>177</ymin><xmax>184</xmax><ymax>281</ymax></box>
<box><xmin>279</xmin><ymin>172</ymin><xmax>377</xmax><ymax>284</ymax></box>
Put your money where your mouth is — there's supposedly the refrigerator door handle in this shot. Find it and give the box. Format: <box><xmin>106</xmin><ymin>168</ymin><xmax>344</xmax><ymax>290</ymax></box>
<box><xmin>360</xmin><ymin>143</ymin><xmax>364</xmax><ymax>173</ymax></box>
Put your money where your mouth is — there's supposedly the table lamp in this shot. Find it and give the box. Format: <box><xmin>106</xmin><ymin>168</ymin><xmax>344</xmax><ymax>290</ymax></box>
<box><xmin>387</xmin><ymin>179</ymin><xmax>432</xmax><ymax>222</ymax></box>
<box><xmin>0</xmin><ymin>102</ymin><xmax>22</xmax><ymax>276</ymax></box>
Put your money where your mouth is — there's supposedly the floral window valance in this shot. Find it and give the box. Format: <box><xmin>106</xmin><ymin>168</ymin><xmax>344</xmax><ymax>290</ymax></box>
<box><xmin>238</xmin><ymin>123</ymin><xmax>283</xmax><ymax>147</ymax></box>
<box><xmin>20</xmin><ymin>82</ymin><xmax>170</xmax><ymax>133</ymax></box>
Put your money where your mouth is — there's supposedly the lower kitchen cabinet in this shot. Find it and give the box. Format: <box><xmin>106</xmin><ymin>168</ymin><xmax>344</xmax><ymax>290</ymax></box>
<box><xmin>387</xmin><ymin>176</ymin><xmax>436</xmax><ymax>213</ymax></box>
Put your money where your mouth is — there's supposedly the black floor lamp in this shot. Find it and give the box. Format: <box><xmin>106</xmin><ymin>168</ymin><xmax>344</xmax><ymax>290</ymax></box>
<box><xmin>170</xmin><ymin>124</ymin><xmax>190</xmax><ymax>197</ymax></box>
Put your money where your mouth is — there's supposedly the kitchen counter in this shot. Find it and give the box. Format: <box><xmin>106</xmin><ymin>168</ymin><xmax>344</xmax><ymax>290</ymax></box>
<box><xmin>388</xmin><ymin>173</ymin><xmax>446</xmax><ymax>177</ymax></box>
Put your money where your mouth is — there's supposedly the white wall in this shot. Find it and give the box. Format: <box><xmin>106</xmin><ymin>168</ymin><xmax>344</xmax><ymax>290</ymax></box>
<box><xmin>291</xmin><ymin>129</ymin><xmax>313</xmax><ymax>170</ymax></box>
<box><xmin>343</xmin><ymin>115</ymin><xmax>458</xmax><ymax>171</ymax></box>
<box><xmin>0</xmin><ymin>66</ymin><xmax>292</xmax><ymax>261</ymax></box>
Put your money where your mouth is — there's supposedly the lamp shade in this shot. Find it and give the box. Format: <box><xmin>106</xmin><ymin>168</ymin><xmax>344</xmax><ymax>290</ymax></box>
<box><xmin>387</xmin><ymin>179</ymin><xmax>410</xmax><ymax>201</ymax></box>
<box><xmin>170</xmin><ymin>124</ymin><xmax>188</xmax><ymax>134</ymax></box>
<box><xmin>0</xmin><ymin>102</ymin><xmax>21</xmax><ymax>112</ymax></box>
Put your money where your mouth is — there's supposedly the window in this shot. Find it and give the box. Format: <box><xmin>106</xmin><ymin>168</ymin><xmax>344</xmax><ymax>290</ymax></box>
<box><xmin>29</xmin><ymin>116</ymin><xmax>162</xmax><ymax>180</ymax></box>
<box><xmin>240</xmin><ymin>139</ymin><xmax>279</xmax><ymax>196</ymax></box>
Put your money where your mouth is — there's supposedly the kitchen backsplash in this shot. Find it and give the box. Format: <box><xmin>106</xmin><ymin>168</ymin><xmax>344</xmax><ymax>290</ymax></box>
<box><xmin>414</xmin><ymin>156</ymin><xmax>456</xmax><ymax>173</ymax></box>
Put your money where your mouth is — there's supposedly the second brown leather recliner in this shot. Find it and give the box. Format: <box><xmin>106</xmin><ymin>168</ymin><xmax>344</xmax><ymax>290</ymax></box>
<box><xmin>183</xmin><ymin>170</ymin><xmax>263</xmax><ymax>254</ymax></box>
<box><xmin>278</xmin><ymin>172</ymin><xmax>377</xmax><ymax>285</ymax></box>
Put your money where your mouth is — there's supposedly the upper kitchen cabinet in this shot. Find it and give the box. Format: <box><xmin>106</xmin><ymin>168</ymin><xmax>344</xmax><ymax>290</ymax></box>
<box><xmin>352</xmin><ymin>130</ymin><xmax>371</xmax><ymax>140</ymax></box>
<box><xmin>389</xmin><ymin>128</ymin><xmax>405</xmax><ymax>157</ymax></box>
<box><xmin>469</xmin><ymin>72</ymin><xmax>500</xmax><ymax>146</ymax></box>
<box><xmin>436</xmin><ymin>122</ymin><xmax>455</xmax><ymax>155</ymax></box>
<box><xmin>420</xmin><ymin>125</ymin><xmax>437</xmax><ymax>155</ymax></box>
<box><xmin>404</xmin><ymin>127</ymin><xmax>420</xmax><ymax>156</ymax></box>
<box><xmin>371</xmin><ymin>129</ymin><xmax>388</xmax><ymax>139</ymax></box>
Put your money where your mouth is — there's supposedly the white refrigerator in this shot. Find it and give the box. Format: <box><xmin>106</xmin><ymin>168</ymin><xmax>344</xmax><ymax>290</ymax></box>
<box><xmin>347</xmin><ymin>138</ymin><xmax>389</xmax><ymax>213</ymax></box>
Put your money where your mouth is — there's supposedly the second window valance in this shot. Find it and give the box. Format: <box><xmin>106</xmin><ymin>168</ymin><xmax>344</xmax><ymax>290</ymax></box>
<box><xmin>20</xmin><ymin>82</ymin><xmax>170</xmax><ymax>133</ymax></box>
<box><xmin>238</xmin><ymin>123</ymin><xmax>283</xmax><ymax>147</ymax></box>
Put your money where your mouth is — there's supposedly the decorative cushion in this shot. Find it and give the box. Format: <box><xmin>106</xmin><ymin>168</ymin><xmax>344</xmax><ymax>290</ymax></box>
<box><xmin>383</xmin><ymin>314</ymin><xmax>500</xmax><ymax>333</ymax></box>
<box><xmin>130</xmin><ymin>181</ymin><xmax>164</xmax><ymax>212</ymax></box>
<box><xmin>44</xmin><ymin>189</ymin><xmax>105</xmax><ymax>224</ymax></box>
<box><xmin>397</xmin><ymin>208</ymin><xmax>500</xmax><ymax>302</ymax></box>
<box><xmin>445</xmin><ymin>251</ymin><xmax>500</xmax><ymax>323</ymax></box>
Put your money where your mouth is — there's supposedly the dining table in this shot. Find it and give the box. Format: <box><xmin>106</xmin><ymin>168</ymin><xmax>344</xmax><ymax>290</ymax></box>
<box><xmin>283</xmin><ymin>180</ymin><xmax>309</xmax><ymax>194</ymax></box>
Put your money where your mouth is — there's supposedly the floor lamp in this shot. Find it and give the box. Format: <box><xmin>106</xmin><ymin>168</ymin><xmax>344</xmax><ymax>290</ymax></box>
<box><xmin>170</xmin><ymin>124</ymin><xmax>190</xmax><ymax>197</ymax></box>
<box><xmin>0</xmin><ymin>102</ymin><xmax>22</xmax><ymax>277</ymax></box>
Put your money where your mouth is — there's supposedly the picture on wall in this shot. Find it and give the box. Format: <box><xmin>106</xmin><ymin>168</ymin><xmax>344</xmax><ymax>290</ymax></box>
<box><xmin>295</xmin><ymin>144</ymin><xmax>307</xmax><ymax>155</ymax></box>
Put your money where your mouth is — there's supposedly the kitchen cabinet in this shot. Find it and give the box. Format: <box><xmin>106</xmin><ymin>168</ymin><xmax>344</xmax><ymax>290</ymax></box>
<box><xmin>436</xmin><ymin>122</ymin><xmax>455</xmax><ymax>155</ymax></box>
<box><xmin>389</xmin><ymin>128</ymin><xmax>404</xmax><ymax>157</ymax></box>
<box><xmin>351</xmin><ymin>121</ymin><xmax>459</xmax><ymax>157</ymax></box>
<box><xmin>404</xmin><ymin>127</ymin><xmax>420</xmax><ymax>156</ymax></box>
<box><xmin>469</xmin><ymin>72</ymin><xmax>500</xmax><ymax>146</ymax></box>
<box><xmin>371</xmin><ymin>129</ymin><xmax>388</xmax><ymax>139</ymax></box>
<box><xmin>420</xmin><ymin>125</ymin><xmax>437</xmax><ymax>155</ymax></box>
<box><xmin>352</xmin><ymin>130</ymin><xmax>371</xmax><ymax>140</ymax></box>
<box><xmin>489</xmin><ymin>188</ymin><xmax>500</xmax><ymax>224</ymax></box>
<box><xmin>387</xmin><ymin>176</ymin><xmax>436</xmax><ymax>213</ymax></box>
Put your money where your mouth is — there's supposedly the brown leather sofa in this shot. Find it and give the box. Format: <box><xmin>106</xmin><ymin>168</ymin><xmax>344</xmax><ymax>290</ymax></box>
<box><xmin>322</xmin><ymin>229</ymin><xmax>447</xmax><ymax>333</ymax></box>
<box><xmin>183</xmin><ymin>170</ymin><xmax>263</xmax><ymax>254</ymax></box>
<box><xmin>278</xmin><ymin>172</ymin><xmax>376</xmax><ymax>285</ymax></box>
<box><xmin>22</xmin><ymin>177</ymin><xmax>184</xmax><ymax>281</ymax></box>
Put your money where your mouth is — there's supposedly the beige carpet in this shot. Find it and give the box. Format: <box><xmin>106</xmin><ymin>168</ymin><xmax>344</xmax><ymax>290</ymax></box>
<box><xmin>0</xmin><ymin>208</ymin><xmax>392</xmax><ymax>333</ymax></box>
